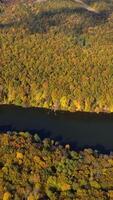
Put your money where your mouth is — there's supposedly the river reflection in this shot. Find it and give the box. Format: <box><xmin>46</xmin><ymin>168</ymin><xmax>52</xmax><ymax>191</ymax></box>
<box><xmin>0</xmin><ymin>104</ymin><xmax>113</xmax><ymax>152</ymax></box>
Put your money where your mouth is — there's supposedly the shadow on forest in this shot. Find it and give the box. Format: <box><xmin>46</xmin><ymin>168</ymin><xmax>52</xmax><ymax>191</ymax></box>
<box><xmin>0</xmin><ymin>21</ymin><xmax>21</xmax><ymax>29</ymax></box>
<box><xmin>0</xmin><ymin>6</ymin><xmax>112</xmax><ymax>36</ymax></box>
<box><xmin>28</xmin><ymin>7</ymin><xmax>112</xmax><ymax>34</ymax></box>
<box><xmin>0</xmin><ymin>104</ymin><xmax>113</xmax><ymax>153</ymax></box>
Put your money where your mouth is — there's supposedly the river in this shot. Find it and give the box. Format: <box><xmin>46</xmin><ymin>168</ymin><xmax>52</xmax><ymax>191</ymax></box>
<box><xmin>0</xmin><ymin>104</ymin><xmax>113</xmax><ymax>152</ymax></box>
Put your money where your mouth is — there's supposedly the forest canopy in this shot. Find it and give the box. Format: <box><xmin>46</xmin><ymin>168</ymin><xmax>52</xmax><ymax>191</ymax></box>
<box><xmin>0</xmin><ymin>0</ymin><xmax>113</xmax><ymax>112</ymax></box>
<box><xmin>0</xmin><ymin>131</ymin><xmax>113</xmax><ymax>199</ymax></box>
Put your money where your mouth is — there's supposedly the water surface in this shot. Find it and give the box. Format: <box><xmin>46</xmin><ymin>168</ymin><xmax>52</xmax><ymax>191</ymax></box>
<box><xmin>0</xmin><ymin>104</ymin><xmax>113</xmax><ymax>152</ymax></box>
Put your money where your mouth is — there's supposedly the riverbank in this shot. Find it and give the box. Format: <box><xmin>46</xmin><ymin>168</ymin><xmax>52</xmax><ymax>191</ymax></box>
<box><xmin>0</xmin><ymin>131</ymin><xmax>113</xmax><ymax>200</ymax></box>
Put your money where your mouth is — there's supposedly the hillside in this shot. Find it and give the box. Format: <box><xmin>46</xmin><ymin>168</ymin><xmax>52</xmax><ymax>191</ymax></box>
<box><xmin>0</xmin><ymin>0</ymin><xmax>113</xmax><ymax>112</ymax></box>
<box><xmin>0</xmin><ymin>132</ymin><xmax>113</xmax><ymax>199</ymax></box>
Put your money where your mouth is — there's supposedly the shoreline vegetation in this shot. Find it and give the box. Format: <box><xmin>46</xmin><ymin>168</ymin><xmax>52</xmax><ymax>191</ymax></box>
<box><xmin>0</xmin><ymin>131</ymin><xmax>113</xmax><ymax>199</ymax></box>
<box><xmin>0</xmin><ymin>0</ymin><xmax>113</xmax><ymax>113</ymax></box>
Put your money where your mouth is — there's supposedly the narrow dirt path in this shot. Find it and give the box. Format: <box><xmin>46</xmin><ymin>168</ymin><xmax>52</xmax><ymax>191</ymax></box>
<box><xmin>73</xmin><ymin>0</ymin><xmax>99</xmax><ymax>13</ymax></box>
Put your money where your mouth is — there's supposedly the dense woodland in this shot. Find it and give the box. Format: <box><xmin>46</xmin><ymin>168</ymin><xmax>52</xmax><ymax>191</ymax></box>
<box><xmin>0</xmin><ymin>132</ymin><xmax>113</xmax><ymax>199</ymax></box>
<box><xmin>0</xmin><ymin>0</ymin><xmax>113</xmax><ymax>112</ymax></box>
<box><xmin>1</xmin><ymin>1</ymin><xmax>113</xmax><ymax>199</ymax></box>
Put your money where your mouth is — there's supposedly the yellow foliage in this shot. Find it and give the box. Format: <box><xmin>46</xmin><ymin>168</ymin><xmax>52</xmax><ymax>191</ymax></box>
<box><xmin>109</xmin><ymin>105</ymin><xmax>113</xmax><ymax>112</ymax></box>
<box><xmin>46</xmin><ymin>176</ymin><xmax>71</xmax><ymax>191</ymax></box>
<box><xmin>18</xmin><ymin>159</ymin><xmax>23</xmax><ymax>165</ymax></box>
<box><xmin>35</xmin><ymin>182</ymin><xmax>41</xmax><ymax>190</ymax></box>
<box><xmin>41</xmin><ymin>91</ymin><xmax>48</xmax><ymax>99</ymax></box>
<box><xmin>43</xmin><ymin>101</ymin><xmax>49</xmax><ymax>109</ymax></box>
<box><xmin>58</xmin><ymin>182</ymin><xmax>71</xmax><ymax>191</ymax></box>
<box><xmin>102</xmin><ymin>168</ymin><xmax>107</xmax><ymax>175</ymax></box>
<box><xmin>90</xmin><ymin>181</ymin><xmax>101</xmax><ymax>189</ymax></box>
<box><xmin>46</xmin><ymin>176</ymin><xmax>57</xmax><ymax>189</ymax></box>
<box><xmin>3</xmin><ymin>192</ymin><xmax>11</xmax><ymax>200</ymax></box>
<box><xmin>51</xmin><ymin>90</ymin><xmax>59</xmax><ymax>102</ymax></box>
<box><xmin>1</xmin><ymin>135</ymin><xmax>9</xmax><ymax>145</ymax></box>
<box><xmin>33</xmin><ymin>156</ymin><xmax>47</xmax><ymax>168</ymax></box>
<box><xmin>76</xmin><ymin>189</ymin><xmax>87</xmax><ymax>197</ymax></box>
<box><xmin>35</xmin><ymin>92</ymin><xmax>43</xmax><ymax>102</ymax></box>
<box><xmin>27</xmin><ymin>193</ymin><xmax>35</xmax><ymax>200</ymax></box>
<box><xmin>16</xmin><ymin>152</ymin><xmax>24</xmax><ymax>160</ymax></box>
<box><xmin>73</xmin><ymin>100</ymin><xmax>81</xmax><ymax>111</ymax></box>
<box><xmin>60</xmin><ymin>96</ymin><xmax>68</xmax><ymax>108</ymax></box>
<box><xmin>108</xmin><ymin>190</ymin><xmax>113</xmax><ymax>199</ymax></box>
<box><xmin>108</xmin><ymin>159</ymin><xmax>113</xmax><ymax>165</ymax></box>
<box><xmin>8</xmin><ymin>85</ymin><xmax>16</xmax><ymax>103</ymax></box>
<box><xmin>84</xmin><ymin>99</ymin><xmax>90</xmax><ymax>112</ymax></box>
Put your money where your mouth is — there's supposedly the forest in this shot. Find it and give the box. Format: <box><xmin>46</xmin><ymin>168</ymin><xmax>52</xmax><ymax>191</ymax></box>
<box><xmin>0</xmin><ymin>131</ymin><xmax>113</xmax><ymax>200</ymax></box>
<box><xmin>1</xmin><ymin>1</ymin><xmax>113</xmax><ymax>199</ymax></box>
<box><xmin>0</xmin><ymin>0</ymin><xmax>113</xmax><ymax>112</ymax></box>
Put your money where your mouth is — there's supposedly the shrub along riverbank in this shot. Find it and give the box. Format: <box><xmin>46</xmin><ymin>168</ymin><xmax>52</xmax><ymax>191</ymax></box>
<box><xmin>0</xmin><ymin>132</ymin><xmax>113</xmax><ymax>199</ymax></box>
<box><xmin>0</xmin><ymin>0</ymin><xmax>113</xmax><ymax>113</ymax></box>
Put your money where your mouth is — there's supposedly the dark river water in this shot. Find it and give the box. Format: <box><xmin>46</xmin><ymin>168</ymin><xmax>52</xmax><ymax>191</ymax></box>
<box><xmin>0</xmin><ymin>104</ymin><xmax>113</xmax><ymax>152</ymax></box>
